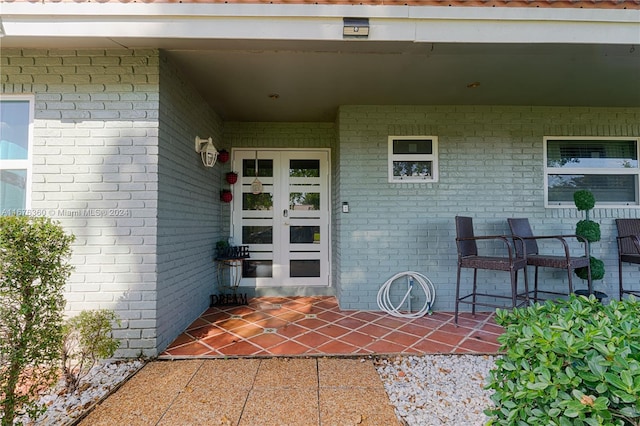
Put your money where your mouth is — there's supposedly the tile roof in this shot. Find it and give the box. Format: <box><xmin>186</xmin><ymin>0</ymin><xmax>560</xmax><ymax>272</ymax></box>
<box><xmin>5</xmin><ymin>0</ymin><xmax>640</xmax><ymax>8</ymax></box>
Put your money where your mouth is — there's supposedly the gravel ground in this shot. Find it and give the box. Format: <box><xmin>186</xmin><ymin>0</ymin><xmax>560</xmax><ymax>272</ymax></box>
<box><xmin>376</xmin><ymin>354</ymin><xmax>498</xmax><ymax>426</ymax></box>
<box><xmin>7</xmin><ymin>355</ymin><xmax>497</xmax><ymax>425</ymax></box>
<box><xmin>11</xmin><ymin>360</ymin><xmax>145</xmax><ymax>426</ymax></box>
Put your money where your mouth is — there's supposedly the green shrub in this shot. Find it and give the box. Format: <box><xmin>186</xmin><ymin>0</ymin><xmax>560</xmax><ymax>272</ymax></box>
<box><xmin>576</xmin><ymin>257</ymin><xmax>606</xmax><ymax>281</ymax></box>
<box><xmin>61</xmin><ymin>309</ymin><xmax>121</xmax><ymax>393</ymax></box>
<box><xmin>576</xmin><ymin>220</ymin><xmax>602</xmax><ymax>243</ymax></box>
<box><xmin>485</xmin><ymin>295</ymin><xmax>640</xmax><ymax>426</ymax></box>
<box><xmin>574</xmin><ymin>190</ymin><xmax>596</xmax><ymax>211</ymax></box>
<box><xmin>0</xmin><ymin>216</ymin><xmax>74</xmax><ymax>426</ymax></box>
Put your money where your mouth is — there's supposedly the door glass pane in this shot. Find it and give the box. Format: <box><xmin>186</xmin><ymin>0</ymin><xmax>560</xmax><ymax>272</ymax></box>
<box><xmin>290</xmin><ymin>226</ymin><xmax>320</xmax><ymax>244</ymax></box>
<box><xmin>0</xmin><ymin>100</ymin><xmax>30</xmax><ymax>160</ymax></box>
<box><xmin>243</xmin><ymin>193</ymin><xmax>273</xmax><ymax>211</ymax></box>
<box><xmin>243</xmin><ymin>159</ymin><xmax>273</xmax><ymax>177</ymax></box>
<box><xmin>547</xmin><ymin>174</ymin><xmax>638</xmax><ymax>204</ymax></box>
<box><xmin>547</xmin><ymin>140</ymin><xmax>638</xmax><ymax>169</ymax></box>
<box><xmin>243</xmin><ymin>260</ymin><xmax>272</xmax><ymax>278</ymax></box>
<box><xmin>290</xmin><ymin>260</ymin><xmax>320</xmax><ymax>278</ymax></box>
<box><xmin>0</xmin><ymin>169</ymin><xmax>27</xmax><ymax>210</ymax></box>
<box><xmin>290</xmin><ymin>159</ymin><xmax>319</xmax><ymax>177</ymax></box>
<box><xmin>242</xmin><ymin>226</ymin><xmax>272</xmax><ymax>244</ymax></box>
<box><xmin>289</xmin><ymin>192</ymin><xmax>320</xmax><ymax>210</ymax></box>
<box><xmin>392</xmin><ymin>161</ymin><xmax>432</xmax><ymax>179</ymax></box>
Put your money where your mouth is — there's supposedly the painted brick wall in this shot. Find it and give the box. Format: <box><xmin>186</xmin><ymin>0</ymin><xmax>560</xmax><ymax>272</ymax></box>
<box><xmin>1</xmin><ymin>48</ymin><xmax>161</xmax><ymax>357</ymax></box>
<box><xmin>155</xmin><ymin>51</ymin><xmax>226</xmax><ymax>353</ymax></box>
<box><xmin>336</xmin><ymin>105</ymin><xmax>640</xmax><ymax>311</ymax></box>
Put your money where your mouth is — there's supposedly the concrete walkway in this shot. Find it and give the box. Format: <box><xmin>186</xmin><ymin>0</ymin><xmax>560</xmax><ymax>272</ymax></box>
<box><xmin>78</xmin><ymin>358</ymin><xmax>400</xmax><ymax>426</ymax></box>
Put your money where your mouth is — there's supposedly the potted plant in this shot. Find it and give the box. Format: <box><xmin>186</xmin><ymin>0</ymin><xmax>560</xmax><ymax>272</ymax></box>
<box><xmin>225</xmin><ymin>171</ymin><xmax>238</xmax><ymax>184</ymax></box>
<box><xmin>220</xmin><ymin>189</ymin><xmax>233</xmax><ymax>203</ymax></box>
<box><xmin>217</xmin><ymin>149</ymin><xmax>230</xmax><ymax>164</ymax></box>
<box><xmin>573</xmin><ymin>189</ymin><xmax>607</xmax><ymax>301</ymax></box>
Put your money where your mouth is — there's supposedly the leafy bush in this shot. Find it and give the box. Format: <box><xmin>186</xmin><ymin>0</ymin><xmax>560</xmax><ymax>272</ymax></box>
<box><xmin>0</xmin><ymin>216</ymin><xmax>74</xmax><ymax>426</ymax></box>
<box><xmin>61</xmin><ymin>310</ymin><xmax>121</xmax><ymax>393</ymax></box>
<box><xmin>485</xmin><ymin>295</ymin><xmax>640</xmax><ymax>426</ymax></box>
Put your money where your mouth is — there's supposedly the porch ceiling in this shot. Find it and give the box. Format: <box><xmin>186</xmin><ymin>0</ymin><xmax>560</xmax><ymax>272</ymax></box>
<box><xmin>162</xmin><ymin>40</ymin><xmax>640</xmax><ymax>122</ymax></box>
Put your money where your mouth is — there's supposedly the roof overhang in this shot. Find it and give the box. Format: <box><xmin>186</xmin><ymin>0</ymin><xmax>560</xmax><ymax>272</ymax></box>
<box><xmin>1</xmin><ymin>3</ymin><xmax>639</xmax><ymax>121</ymax></box>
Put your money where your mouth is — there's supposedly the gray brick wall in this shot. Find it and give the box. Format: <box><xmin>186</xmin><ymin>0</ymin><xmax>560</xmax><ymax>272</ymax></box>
<box><xmin>155</xmin><ymin>51</ymin><xmax>226</xmax><ymax>353</ymax></box>
<box><xmin>336</xmin><ymin>105</ymin><xmax>640</xmax><ymax>311</ymax></box>
<box><xmin>1</xmin><ymin>48</ymin><xmax>161</xmax><ymax>357</ymax></box>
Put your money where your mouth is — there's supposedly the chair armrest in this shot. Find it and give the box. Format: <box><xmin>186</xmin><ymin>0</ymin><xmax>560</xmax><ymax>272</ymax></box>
<box><xmin>457</xmin><ymin>235</ymin><xmax>524</xmax><ymax>261</ymax></box>
<box><xmin>519</xmin><ymin>234</ymin><xmax>588</xmax><ymax>258</ymax></box>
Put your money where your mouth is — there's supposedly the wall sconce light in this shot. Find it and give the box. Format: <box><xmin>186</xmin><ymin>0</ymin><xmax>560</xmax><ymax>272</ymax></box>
<box><xmin>343</xmin><ymin>17</ymin><xmax>369</xmax><ymax>38</ymax></box>
<box><xmin>195</xmin><ymin>136</ymin><xmax>218</xmax><ymax>168</ymax></box>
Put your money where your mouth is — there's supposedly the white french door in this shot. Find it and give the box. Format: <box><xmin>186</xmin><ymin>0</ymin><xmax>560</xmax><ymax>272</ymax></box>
<box><xmin>231</xmin><ymin>149</ymin><xmax>330</xmax><ymax>287</ymax></box>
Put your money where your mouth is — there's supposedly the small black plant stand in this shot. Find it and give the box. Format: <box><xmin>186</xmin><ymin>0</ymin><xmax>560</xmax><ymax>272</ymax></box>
<box><xmin>211</xmin><ymin>245</ymin><xmax>250</xmax><ymax>306</ymax></box>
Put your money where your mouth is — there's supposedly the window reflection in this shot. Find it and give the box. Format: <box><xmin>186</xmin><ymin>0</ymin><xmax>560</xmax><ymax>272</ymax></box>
<box><xmin>289</xmin><ymin>192</ymin><xmax>320</xmax><ymax>210</ymax></box>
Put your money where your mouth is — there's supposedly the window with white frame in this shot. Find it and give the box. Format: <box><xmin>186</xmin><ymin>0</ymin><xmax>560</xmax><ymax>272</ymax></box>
<box><xmin>544</xmin><ymin>136</ymin><xmax>640</xmax><ymax>207</ymax></box>
<box><xmin>388</xmin><ymin>136</ymin><xmax>438</xmax><ymax>183</ymax></box>
<box><xmin>0</xmin><ymin>96</ymin><xmax>33</xmax><ymax>212</ymax></box>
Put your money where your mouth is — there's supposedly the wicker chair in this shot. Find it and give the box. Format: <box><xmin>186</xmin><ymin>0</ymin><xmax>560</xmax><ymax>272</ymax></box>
<box><xmin>454</xmin><ymin>216</ymin><xmax>529</xmax><ymax>325</ymax></box>
<box><xmin>615</xmin><ymin>219</ymin><xmax>640</xmax><ymax>300</ymax></box>
<box><xmin>508</xmin><ymin>218</ymin><xmax>591</xmax><ymax>302</ymax></box>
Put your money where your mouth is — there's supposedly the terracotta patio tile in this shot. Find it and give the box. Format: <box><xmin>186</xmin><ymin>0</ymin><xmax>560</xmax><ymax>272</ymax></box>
<box><xmin>467</xmin><ymin>330</ymin><xmax>501</xmax><ymax>346</ymax></box>
<box><xmin>295</xmin><ymin>317</ymin><xmax>329</xmax><ymax>330</ymax></box>
<box><xmin>457</xmin><ymin>337</ymin><xmax>501</xmax><ymax>353</ymax></box>
<box><xmin>216</xmin><ymin>340</ymin><xmax>263</xmax><ymax>356</ymax></box>
<box><xmin>315</xmin><ymin>310</ymin><xmax>346</xmax><ymax>322</ymax></box>
<box><xmin>381</xmin><ymin>331</ymin><xmax>422</xmax><ymax>347</ymax></box>
<box><xmin>216</xmin><ymin>317</ymin><xmax>251</xmax><ymax>331</ymax></box>
<box><xmin>480</xmin><ymin>322</ymin><xmax>504</xmax><ymax>335</ymax></box>
<box><xmin>164</xmin><ymin>340</ymin><xmax>213</xmax><ymax>357</ymax></box>
<box><xmin>410</xmin><ymin>338</ymin><xmax>455</xmax><ymax>354</ymax></box>
<box><xmin>247</xmin><ymin>332</ymin><xmax>288</xmax><ymax>349</ymax></box>
<box><xmin>295</xmin><ymin>331</ymin><xmax>332</xmax><ymax>348</ymax></box>
<box><xmin>350</xmin><ymin>311</ymin><xmax>384</xmax><ymax>322</ymax></box>
<box><xmin>266</xmin><ymin>340</ymin><xmax>311</xmax><ymax>355</ymax></box>
<box><xmin>373</xmin><ymin>316</ymin><xmax>406</xmax><ymax>329</ymax></box>
<box><xmin>339</xmin><ymin>331</ymin><xmax>377</xmax><ymax>347</ymax></box>
<box><xmin>315</xmin><ymin>339</ymin><xmax>358</xmax><ymax>355</ymax></box>
<box><xmin>274</xmin><ymin>310</ymin><xmax>306</xmax><ymax>322</ymax></box>
<box><xmin>201</xmin><ymin>311</ymin><xmax>232</xmax><ymax>323</ymax></box>
<box><xmin>276</xmin><ymin>323</ymin><xmax>308</xmax><ymax>338</ymax></box>
<box><xmin>187</xmin><ymin>324</ymin><xmax>225</xmax><ymax>340</ymax></box>
<box><xmin>255</xmin><ymin>315</ymin><xmax>289</xmax><ymax>329</ymax></box>
<box><xmin>437</xmin><ymin>322</ymin><xmax>474</xmax><ymax>334</ymax></box>
<box><xmin>200</xmin><ymin>331</ymin><xmax>242</xmax><ymax>350</ymax></box>
<box><xmin>357</xmin><ymin>323</ymin><xmax>393</xmax><ymax>339</ymax></box>
<box><xmin>315</xmin><ymin>323</ymin><xmax>350</xmax><ymax>338</ymax></box>
<box><xmin>427</xmin><ymin>330</ymin><xmax>466</xmax><ymax>346</ymax></box>
<box><xmin>397</xmin><ymin>322</ymin><xmax>432</xmax><ymax>337</ymax></box>
<box><xmin>314</xmin><ymin>298</ymin><xmax>340</xmax><ymax>309</ymax></box>
<box><xmin>185</xmin><ymin>317</ymin><xmax>210</xmax><ymax>331</ymax></box>
<box><xmin>364</xmin><ymin>339</ymin><xmax>407</xmax><ymax>354</ymax></box>
<box><xmin>165</xmin><ymin>333</ymin><xmax>195</xmax><ymax>349</ymax></box>
<box><xmin>333</xmin><ymin>316</ymin><xmax>367</xmax><ymax>330</ymax></box>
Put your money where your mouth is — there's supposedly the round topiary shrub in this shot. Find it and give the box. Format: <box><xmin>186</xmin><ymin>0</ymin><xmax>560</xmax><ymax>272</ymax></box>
<box><xmin>574</xmin><ymin>189</ymin><xmax>596</xmax><ymax>211</ymax></box>
<box><xmin>575</xmin><ymin>257</ymin><xmax>605</xmax><ymax>281</ymax></box>
<box><xmin>576</xmin><ymin>219</ymin><xmax>601</xmax><ymax>243</ymax></box>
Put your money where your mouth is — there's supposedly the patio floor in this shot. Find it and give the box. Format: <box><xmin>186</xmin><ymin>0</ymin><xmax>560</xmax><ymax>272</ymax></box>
<box><xmin>159</xmin><ymin>296</ymin><xmax>504</xmax><ymax>358</ymax></box>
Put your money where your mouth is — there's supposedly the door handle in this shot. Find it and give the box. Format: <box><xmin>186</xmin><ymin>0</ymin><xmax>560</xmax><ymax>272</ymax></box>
<box><xmin>283</xmin><ymin>209</ymin><xmax>288</xmax><ymax>218</ymax></box>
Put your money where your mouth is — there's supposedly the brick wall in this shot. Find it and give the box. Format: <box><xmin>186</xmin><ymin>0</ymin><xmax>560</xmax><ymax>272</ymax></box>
<box><xmin>1</xmin><ymin>48</ymin><xmax>161</xmax><ymax>356</ymax></box>
<box><xmin>336</xmin><ymin>105</ymin><xmax>640</xmax><ymax>311</ymax></box>
<box><xmin>155</xmin><ymin>51</ymin><xmax>226</xmax><ymax>353</ymax></box>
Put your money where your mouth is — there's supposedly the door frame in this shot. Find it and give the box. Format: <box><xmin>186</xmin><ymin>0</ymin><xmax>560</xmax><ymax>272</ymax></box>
<box><xmin>229</xmin><ymin>148</ymin><xmax>332</xmax><ymax>288</ymax></box>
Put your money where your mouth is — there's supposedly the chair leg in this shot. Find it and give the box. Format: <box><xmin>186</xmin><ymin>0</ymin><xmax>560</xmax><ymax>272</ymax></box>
<box><xmin>523</xmin><ymin>266</ymin><xmax>529</xmax><ymax>306</ymax></box>
<box><xmin>619</xmin><ymin>260</ymin><xmax>624</xmax><ymax>301</ymax></box>
<box><xmin>566</xmin><ymin>265</ymin><xmax>573</xmax><ymax>296</ymax></box>
<box><xmin>534</xmin><ymin>267</ymin><xmax>540</xmax><ymax>302</ymax></box>
<box><xmin>510</xmin><ymin>269</ymin><xmax>517</xmax><ymax>309</ymax></box>
<box><xmin>472</xmin><ymin>268</ymin><xmax>478</xmax><ymax>316</ymax></box>
<box><xmin>455</xmin><ymin>265</ymin><xmax>462</xmax><ymax>325</ymax></box>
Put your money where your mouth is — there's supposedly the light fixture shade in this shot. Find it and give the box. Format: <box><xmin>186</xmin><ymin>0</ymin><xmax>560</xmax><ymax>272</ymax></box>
<box><xmin>195</xmin><ymin>136</ymin><xmax>218</xmax><ymax>168</ymax></box>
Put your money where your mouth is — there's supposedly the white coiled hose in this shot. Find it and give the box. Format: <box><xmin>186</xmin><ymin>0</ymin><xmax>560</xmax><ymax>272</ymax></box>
<box><xmin>376</xmin><ymin>271</ymin><xmax>436</xmax><ymax>318</ymax></box>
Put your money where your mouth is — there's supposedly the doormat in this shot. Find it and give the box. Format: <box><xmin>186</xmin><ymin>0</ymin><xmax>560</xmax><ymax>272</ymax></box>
<box><xmin>210</xmin><ymin>293</ymin><xmax>249</xmax><ymax>306</ymax></box>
